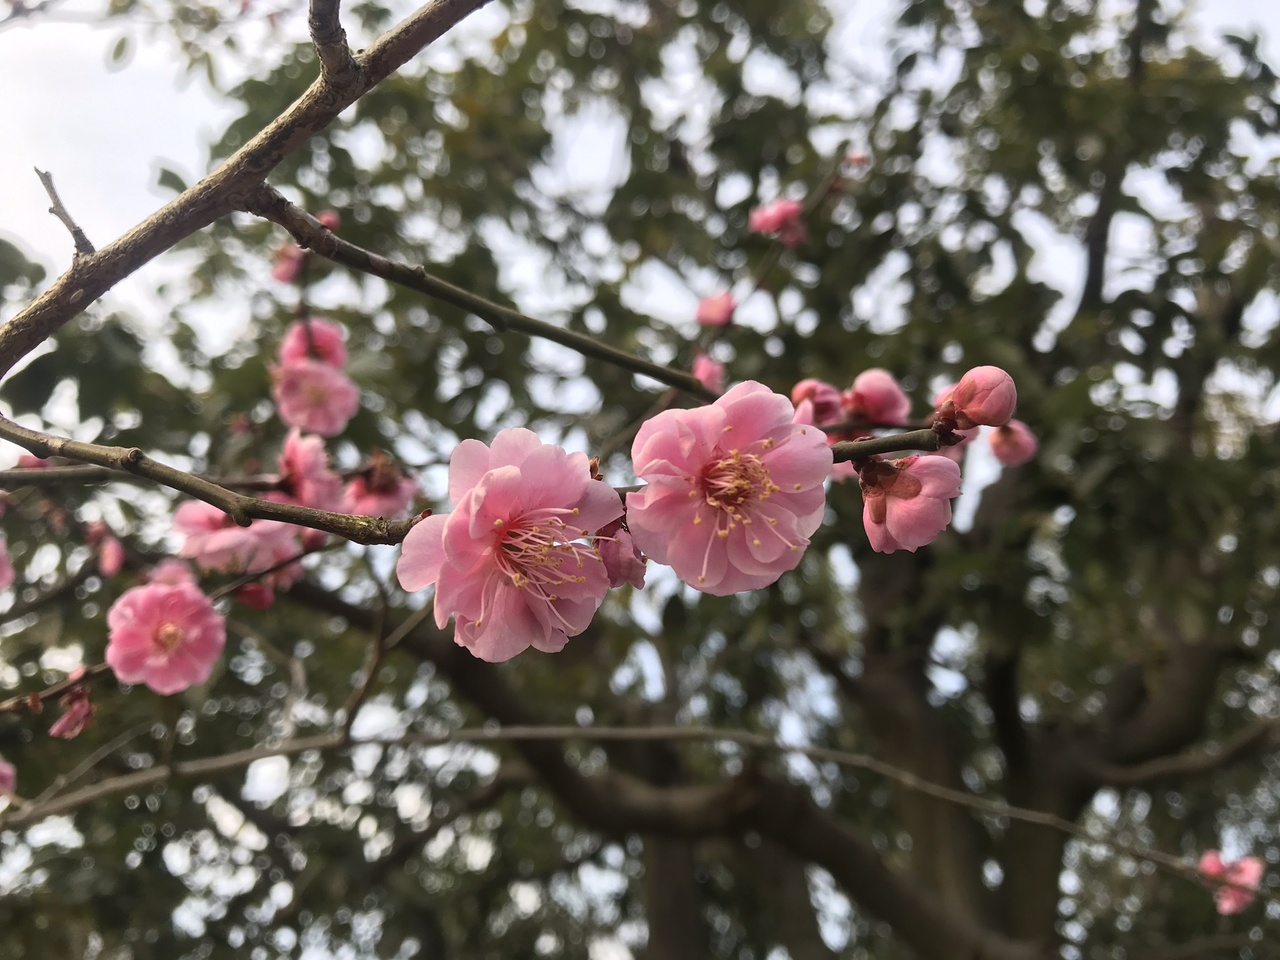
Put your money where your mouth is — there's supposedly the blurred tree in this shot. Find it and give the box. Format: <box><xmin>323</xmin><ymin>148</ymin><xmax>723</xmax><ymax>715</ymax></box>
<box><xmin>1</xmin><ymin>0</ymin><xmax>1278</xmax><ymax>958</ymax></box>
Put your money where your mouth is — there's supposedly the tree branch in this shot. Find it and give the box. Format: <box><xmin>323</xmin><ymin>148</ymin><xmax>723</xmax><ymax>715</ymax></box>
<box><xmin>33</xmin><ymin>168</ymin><xmax>94</xmax><ymax>255</ymax></box>
<box><xmin>309</xmin><ymin>0</ymin><xmax>360</xmax><ymax>86</ymax></box>
<box><xmin>1081</xmin><ymin>717</ymin><xmax>1280</xmax><ymax>787</ymax></box>
<box><xmin>244</xmin><ymin>186</ymin><xmax>717</xmax><ymax>401</ymax></box>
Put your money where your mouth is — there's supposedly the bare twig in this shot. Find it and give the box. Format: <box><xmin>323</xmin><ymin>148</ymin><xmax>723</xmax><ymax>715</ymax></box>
<box><xmin>33</xmin><ymin>168</ymin><xmax>94</xmax><ymax>255</ymax></box>
<box><xmin>1082</xmin><ymin>718</ymin><xmax>1280</xmax><ymax>786</ymax></box>
<box><xmin>0</xmin><ymin>663</ymin><xmax>112</xmax><ymax>716</ymax></box>
<box><xmin>0</xmin><ymin>417</ymin><xmax>416</xmax><ymax>545</ymax></box>
<box><xmin>244</xmin><ymin>186</ymin><xmax>717</xmax><ymax>401</ymax></box>
<box><xmin>33</xmin><ymin>721</ymin><xmax>156</xmax><ymax>804</ymax></box>
<box><xmin>309</xmin><ymin>0</ymin><xmax>361</xmax><ymax>85</ymax></box>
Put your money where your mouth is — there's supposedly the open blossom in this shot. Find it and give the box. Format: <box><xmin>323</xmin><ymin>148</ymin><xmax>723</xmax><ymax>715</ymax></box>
<box><xmin>859</xmin><ymin>455</ymin><xmax>962</xmax><ymax>554</ymax></box>
<box><xmin>627</xmin><ymin>381</ymin><xmax>832</xmax><ymax>595</ymax></box>
<box><xmin>106</xmin><ymin>581</ymin><xmax>227</xmax><ymax>695</ymax></box>
<box><xmin>271</xmin><ymin>358</ymin><xmax>360</xmax><ymax>436</ymax></box>
<box><xmin>397</xmin><ymin>429</ymin><xmax>623</xmax><ymax>663</ymax></box>
<box><xmin>1199</xmin><ymin>850</ymin><xmax>1265</xmax><ymax>915</ymax></box>
<box><xmin>748</xmin><ymin>198</ymin><xmax>808</xmax><ymax>248</ymax></box>
<box><xmin>0</xmin><ymin>754</ymin><xmax>14</xmax><ymax>794</ymax></box>
<box><xmin>843</xmin><ymin>369</ymin><xmax>911</xmax><ymax>425</ymax></box>
<box><xmin>990</xmin><ymin>419</ymin><xmax>1038</xmax><ymax>466</ymax></box>
<box><xmin>277</xmin><ymin>429</ymin><xmax>344</xmax><ymax>511</ymax></box>
<box><xmin>173</xmin><ymin>500</ymin><xmax>299</xmax><ymax>577</ymax></box>
<box><xmin>692</xmin><ymin>353</ymin><xmax>726</xmax><ymax>394</ymax></box>
<box><xmin>279</xmin><ymin>318</ymin><xmax>349</xmax><ymax>368</ymax></box>
<box><xmin>940</xmin><ymin>366</ymin><xmax>1017</xmax><ymax>429</ymax></box>
<box><xmin>0</xmin><ymin>533</ymin><xmax>13</xmax><ymax>591</ymax></box>
<box><xmin>696</xmin><ymin>292</ymin><xmax>736</xmax><ymax>327</ymax></box>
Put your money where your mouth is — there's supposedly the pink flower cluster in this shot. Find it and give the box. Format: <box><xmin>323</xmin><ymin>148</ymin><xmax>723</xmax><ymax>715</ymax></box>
<box><xmin>748</xmin><ymin>198</ymin><xmax>807</xmax><ymax>249</ymax></box>
<box><xmin>270</xmin><ymin>318</ymin><xmax>360</xmax><ymax>437</ymax></box>
<box><xmin>1199</xmin><ymin>850</ymin><xmax>1265</xmax><ymax>915</ymax></box>
<box><xmin>397</xmin><ymin>428</ymin><xmax>624</xmax><ymax>662</ymax></box>
<box><xmin>106</xmin><ymin>579</ymin><xmax>226</xmax><ymax>694</ymax></box>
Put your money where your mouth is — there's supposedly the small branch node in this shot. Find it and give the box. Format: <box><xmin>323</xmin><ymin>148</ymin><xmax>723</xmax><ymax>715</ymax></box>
<box><xmin>33</xmin><ymin>167</ymin><xmax>95</xmax><ymax>256</ymax></box>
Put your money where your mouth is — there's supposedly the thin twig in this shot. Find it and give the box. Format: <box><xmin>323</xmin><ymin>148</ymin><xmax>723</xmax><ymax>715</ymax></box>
<box><xmin>33</xmin><ymin>721</ymin><xmax>156</xmax><ymax>804</ymax></box>
<box><xmin>309</xmin><ymin>0</ymin><xmax>360</xmax><ymax>85</ymax></box>
<box><xmin>830</xmin><ymin>429</ymin><xmax>943</xmax><ymax>462</ymax></box>
<box><xmin>33</xmin><ymin>168</ymin><xmax>94</xmax><ymax>255</ymax></box>
<box><xmin>0</xmin><ymin>663</ymin><xmax>111</xmax><ymax>716</ymax></box>
<box><xmin>244</xmin><ymin>185</ymin><xmax>716</xmax><ymax>401</ymax></box>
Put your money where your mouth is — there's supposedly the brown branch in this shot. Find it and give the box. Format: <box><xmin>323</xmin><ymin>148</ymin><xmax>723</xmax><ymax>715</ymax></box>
<box><xmin>309</xmin><ymin>0</ymin><xmax>360</xmax><ymax>86</ymax></box>
<box><xmin>1082</xmin><ymin>718</ymin><xmax>1280</xmax><ymax>787</ymax></box>
<box><xmin>33</xmin><ymin>168</ymin><xmax>94</xmax><ymax>255</ymax></box>
<box><xmin>0</xmin><ymin>417</ymin><xmax>415</xmax><ymax>545</ymax></box>
<box><xmin>0</xmin><ymin>0</ymin><xmax>495</xmax><ymax>379</ymax></box>
<box><xmin>0</xmin><ymin>565</ymin><xmax>95</xmax><ymax>625</ymax></box>
<box><xmin>0</xmin><ymin>662</ymin><xmax>112</xmax><ymax>716</ymax></box>
<box><xmin>0</xmin><ymin>464</ymin><xmax>288</xmax><ymax>490</ymax></box>
<box><xmin>830</xmin><ymin>429</ymin><xmax>943</xmax><ymax>462</ymax></box>
<box><xmin>243</xmin><ymin>185</ymin><xmax>717</xmax><ymax>401</ymax></box>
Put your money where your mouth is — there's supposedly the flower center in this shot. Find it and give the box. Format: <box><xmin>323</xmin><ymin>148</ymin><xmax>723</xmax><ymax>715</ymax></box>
<box><xmin>303</xmin><ymin>379</ymin><xmax>329</xmax><ymax>406</ymax></box>
<box><xmin>155</xmin><ymin>622</ymin><xmax>184</xmax><ymax>653</ymax></box>
<box><xmin>698</xmin><ymin>450</ymin><xmax>776</xmax><ymax>516</ymax></box>
<box><xmin>491</xmin><ymin>508</ymin><xmax>593</xmax><ymax>598</ymax></box>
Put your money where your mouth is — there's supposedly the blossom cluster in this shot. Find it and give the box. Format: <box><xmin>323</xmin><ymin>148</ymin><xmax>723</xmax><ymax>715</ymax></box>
<box><xmin>270</xmin><ymin>318</ymin><xmax>360</xmax><ymax>436</ymax></box>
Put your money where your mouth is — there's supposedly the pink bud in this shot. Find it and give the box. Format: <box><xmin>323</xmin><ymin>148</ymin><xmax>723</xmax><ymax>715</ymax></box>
<box><xmin>696</xmin><ymin>292</ymin><xmax>736</xmax><ymax>327</ymax></box>
<box><xmin>791</xmin><ymin>379</ymin><xmax>843</xmax><ymax>425</ymax></box>
<box><xmin>1198</xmin><ymin>850</ymin><xmax>1225</xmax><ymax>878</ymax></box>
<box><xmin>692</xmin><ymin>353</ymin><xmax>725</xmax><ymax>394</ymax></box>
<box><xmin>944</xmin><ymin>366</ymin><xmax>1017</xmax><ymax>429</ymax></box>
<box><xmin>317</xmin><ymin>209</ymin><xmax>341</xmax><ymax>231</ymax></box>
<box><xmin>748</xmin><ymin>199</ymin><xmax>807</xmax><ymax>248</ymax></box>
<box><xmin>1199</xmin><ymin>851</ymin><xmax>1265</xmax><ymax>916</ymax></box>
<box><xmin>842</xmin><ymin>369</ymin><xmax>911</xmax><ymax>425</ymax></box>
<box><xmin>234</xmin><ymin>583</ymin><xmax>276</xmax><ymax>610</ymax></box>
<box><xmin>271</xmin><ymin>244</ymin><xmax>305</xmax><ymax>284</ymax></box>
<box><xmin>98</xmin><ymin>537</ymin><xmax>125</xmax><ymax>577</ymax></box>
<box><xmin>989</xmin><ymin>420</ymin><xmax>1038</xmax><ymax>466</ymax></box>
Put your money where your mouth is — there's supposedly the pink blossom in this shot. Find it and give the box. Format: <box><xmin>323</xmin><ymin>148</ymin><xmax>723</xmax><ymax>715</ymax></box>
<box><xmin>748</xmin><ymin>199</ymin><xmax>808</xmax><ymax>248</ymax></box>
<box><xmin>277</xmin><ymin>429</ymin><xmax>344</xmax><ymax>511</ymax></box>
<box><xmin>278</xmin><ymin>318</ymin><xmax>349</xmax><ymax>368</ymax></box>
<box><xmin>16</xmin><ymin>454</ymin><xmax>50</xmax><ymax>468</ymax></box>
<box><xmin>49</xmin><ymin>684</ymin><xmax>95</xmax><ymax>739</ymax></box>
<box><xmin>316</xmin><ymin>209</ymin><xmax>341</xmax><ymax>231</ymax></box>
<box><xmin>0</xmin><ymin>533</ymin><xmax>13</xmax><ymax>591</ymax></box>
<box><xmin>692</xmin><ymin>353</ymin><xmax>726</xmax><ymax>394</ymax></box>
<box><xmin>396</xmin><ymin>429</ymin><xmax>624</xmax><ymax>662</ymax></box>
<box><xmin>696</xmin><ymin>292</ymin><xmax>736</xmax><ymax>327</ymax></box>
<box><xmin>842</xmin><ymin>369</ymin><xmax>911</xmax><ymax>426</ymax></box>
<box><xmin>940</xmin><ymin>366</ymin><xmax>1017</xmax><ymax>429</ymax></box>
<box><xmin>791</xmin><ymin>379</ymin><xmax>843</xmax><ymax>426</ymax></box>
<box><xmin>271</xmin><ymin>244</ymin><xmax>306</xmax><ymax>284</ymax></box>
<box><xmin>234</xmin><ymin>583</ymin><xmax>276</xmax><ymax>610</ymax></box>
<box><xmin>173</xmin><ymin>500</ymin><xmax>299</xmax><ymax>575</ymax></box>
<box><xmin>149</xmin><ymin>559</ymin><xmax>196</xmax><ymax>585</ymax></box>
<box><xmin>271</xmin><ymin>358</ymin><xmax>360</xmax><ymax>437</ymax></box>
<box><xmin>344</xmin><ymin>453</ymin><xmax>418</xmax><ymax>518</ymax></box>
<box><xmin>792</xmin><ymin>398</ymin><xmax>856</xmax><ymax>482</ymax></box>
<box><xmin>0</xmin><ymin>754</ymin><xmax>15</xmax><ymax>794</ymax></box>
<box><xmin>106</xmin><ymin>581</ymin><xmax>227</xmax><ymax>695</ymax></box>
<box><xmin>1199</xmin><ymin>851</ymin><xmax>1265</xmax><ymax>915</ymax></box>
<box><xmin>86</xmin><ymin>521</ymin><xmax>124</xmax><ymax>576</ymax></box>
<box><xmin>597</xmin><ymin>518</ymin><xmax>646</xmax><ymax>589</ymax></box>
<box><xmin>990</xmin><ymin>419</ymin><xmax>1038</xmax><ymax>466</ymax></box>
<box><xmin>627</xmin><ymin>381</ymin><xmax>832</xmax><ymax>595</ymax></box>
<box><xmin>859</xmin><ymin>455</ymin><xmax>962</xmax><ymax>554</ymax></box>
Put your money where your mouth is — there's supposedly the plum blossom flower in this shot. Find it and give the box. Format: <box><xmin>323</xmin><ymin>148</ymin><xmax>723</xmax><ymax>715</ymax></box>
<box><xmin>343</xmin><ymin>450</ymin><xmax>419</xmax><ymax>517</ymax></box>
<box><xmin>842</xmin><ymin>369</ymin><xmax>911</xmax><ymax>426</ymax></box>
<box><xmin>792</xmin><ymin>397</ymin><xmax>856</xmax><ymax>482</ymax></box>
<box><xmin>939</xmin><ymin>366</ymin><xmax>1017</xmax><ymax>429</ymax></box>
<box><xmin>748</xmin><ymin>199</ymin><xmax>808</xmax><ymax>248</ymax></box>
<box><xmin>990</xmin><ymin>419</ymin><xmax>1038</xmax><ymax>466</ymax></box>
<box><xmin>0</xmin><ymin>533</ymin><xmax>13</xmax><ymax>591</ymax></box>
<box><xmin>1199</xmin><ymin>851</ymin><xmax>1265</xmax><ymax>915</ymax></box>
<box><xmin>692</xmin><ymin>353</ymin><xmax>726</xmax><ymax>394</ymax></box>
<box><xmin>49</xmin><ymin>683</ymin><xmax>95</xmax><ymax>739</ymax></box>
<box><xmin>279</xmin><ymin>318</ymin><xmax>349</xmax><ymax>368</ymax></box>
<box><xmin>597</xmin><ymin>518</ymin><xmax>646</xmax><ymax>589</ymax></box>
<box><xmin>86</xmin><ymin>521</ymin><xmax>124</xmax><ymax>577</ymax></box>
<box><xmin>0</xmin><ymin>754</ymin><xmax>14</xmax><ymax>795</ymax></box>
<box><xmin>173</xmin><ymin>501</ymin><xmax>300</xmax><ymax>579</ymax></box>
<box><xmin>696</xmin><ymin>292</ymin><xmax>736</xmax><ymax>327</ymax></box>
<box><xmin>276</xmin><ymin>429</ymin><xmax>344</xmax><ymax>511</ymax></box>
<box><xmin>859</xmin><ymin>455</ymin><xmax>962</xmax><ymax>554</ymax></box>
<box><xmin>791</xmin><ymin>379</ymin><xmax>843</xmax><ymax>426</ymax></box>
<box><xmin>271</xmin><ymin>358</ymin><xmax>360</xmax><ymax>436</ymax></box>
<box><xmin>627</xmin><ymin>381</ymin><xmax>832</xmax><ymax>595</ymax></box>
<box><xmin>396</xmin><ymin>429</ymin><xmax>623</xmax><ymax>662</ymax></box>
<box><xmin>106</xmin><ymin>581</ymin><xmax>227</xmax><ymax>695</ymax></box>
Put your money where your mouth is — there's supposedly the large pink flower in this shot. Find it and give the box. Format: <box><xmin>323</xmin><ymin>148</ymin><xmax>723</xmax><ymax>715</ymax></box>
<box><xmin>277</xmin><ymin>429</ymin><xmax>344</xmax><ymax>511</ymax></box>
<box><xmin>271</xmin><ymin>359</ymin><xmax>360</xmax><ymax>437</ymax></box>
<box><xmin>396</xmin><ymin>429</ymin><xmax>623</xmax><ymax>662</ymax></box>
<box><xmin>1199</xmin><ymin>850</ymin><xmax>1265</xmax><ymax>916</ymax></box>
<box><xmin>626</xmin><ymin>381</ymin><xmax>832</xmax><ymax>595</ymax></box>
<box><xmin>859</xmin><ymin>455</ymin><xmax>962</xmax><ymax>553</ymax></box>
<box><xmin>106</xmin><ymin>582</ymin><xmax>227</xmax><ymax>694</ymax></box>
<box><xmin>278</xmin><ymin>318</ymin><xmax>349</xmax><ymax>368</ymax></box>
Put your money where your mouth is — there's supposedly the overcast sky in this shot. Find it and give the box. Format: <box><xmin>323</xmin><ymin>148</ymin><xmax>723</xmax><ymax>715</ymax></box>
<box><xmin>0</xmin><ymin>1</ymin><xmax>1277</xmax><ymax>302</ymax></box>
